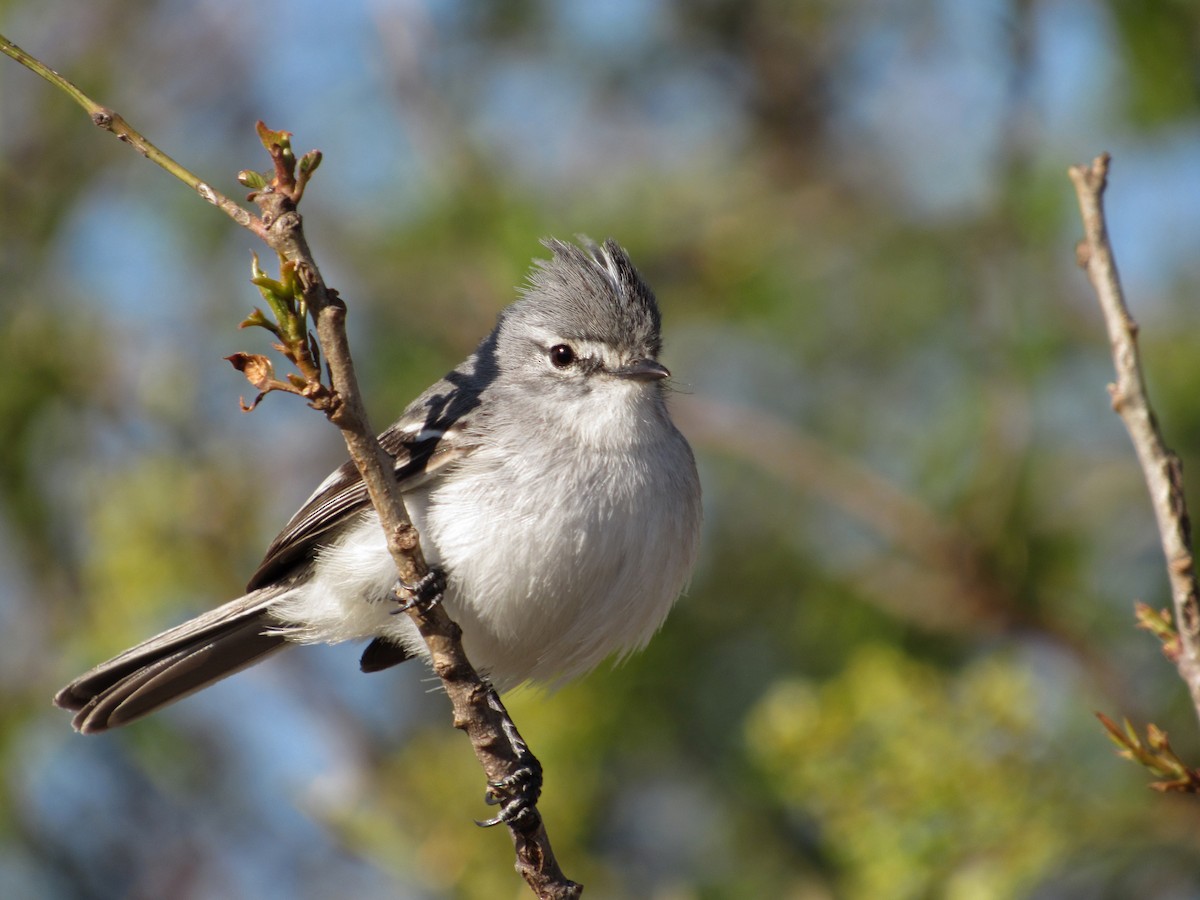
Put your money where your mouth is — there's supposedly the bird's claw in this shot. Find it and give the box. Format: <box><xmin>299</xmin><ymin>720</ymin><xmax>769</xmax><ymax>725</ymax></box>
<box><xmin>474</xmin><ymin>688</ymin><xmax>544</xmax><ymax>828</ymax></box>
<box><xmin>475</xmin><ymin>759</ymin><xmax>544</xmax><ymax>828</ymax></box>
<box><xmin>391</xmin><ymin>567</ymin><xmax>447</xmax><ymax>614</ymax></box>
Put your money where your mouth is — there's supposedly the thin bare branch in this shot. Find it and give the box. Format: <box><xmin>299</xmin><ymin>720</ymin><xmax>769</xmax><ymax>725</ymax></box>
<box><xmin>0</xmin><ymin>33</ymin><xmax>259</xmax><ymax>235</ymax></box>
<box><xmin>1068</xmin><ymin>153</ymin><xmax>1200</xmax><ymax>724</ymax></box>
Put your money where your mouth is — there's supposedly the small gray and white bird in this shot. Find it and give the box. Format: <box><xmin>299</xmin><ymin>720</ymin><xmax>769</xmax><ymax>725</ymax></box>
<box><xmin>55</xmin><ymin>238</ymin><xmax>702</xmax><ymax>733</ymax></box>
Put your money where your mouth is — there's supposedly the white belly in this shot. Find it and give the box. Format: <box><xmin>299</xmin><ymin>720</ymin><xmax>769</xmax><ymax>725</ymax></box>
<box><xmin>270</xmin><ymin>437</ymin><xmax>700</xmax><ymax>690</ymax></box>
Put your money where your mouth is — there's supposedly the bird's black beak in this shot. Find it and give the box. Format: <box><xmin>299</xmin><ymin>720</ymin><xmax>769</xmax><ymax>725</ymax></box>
<box><xmin>613</xmin><ymin>358</ymin><xmax>671</xmax><ymax>381</ymax></box>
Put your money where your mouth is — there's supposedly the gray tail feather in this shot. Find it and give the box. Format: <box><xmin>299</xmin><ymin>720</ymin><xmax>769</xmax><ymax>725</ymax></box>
<box><xmin>54</xmin><ymin>588</ymin><xmax>293</xmax><ymax>733</ymax></box>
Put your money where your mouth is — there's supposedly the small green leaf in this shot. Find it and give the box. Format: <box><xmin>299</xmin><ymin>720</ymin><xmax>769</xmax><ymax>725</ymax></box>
<box><xmin>237</xmin><ymin>169</ymin><xmax>268</xmax><ymax>189</ymax></box>
<box><xmin>1097</xmin><ymin>713</ymin><xmax>1200</xmax><ymax>792</ymax></box>
<box><xmin>249</xmin><ymin>251</ymin><xmax>268</xmax><ymax>284</ymax></box>
<box><xmin>1147</xmin><ymin>723</ymin><xmax>1170</xmax><ymax>754</ymax></box>
<box><xmin>299</xmin><ymin>150</ymin><xmax>322</xmax><ymax>176</ymax></box>
<box><xmin>255</xmin><ymin>121</ymin><xmax>292</xmax><ymax>154</ymax></box>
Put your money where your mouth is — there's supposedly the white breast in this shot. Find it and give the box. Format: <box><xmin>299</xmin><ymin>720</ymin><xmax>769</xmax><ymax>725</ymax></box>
<box><xmin>421</xmin><ymin>432</ymin><xmax>698</xmax><ymax>688</ymax></box>
<box><xmin>271</xmin><ymin>395</ymin><xmax>701</xmax><ymax>691</ymax></box>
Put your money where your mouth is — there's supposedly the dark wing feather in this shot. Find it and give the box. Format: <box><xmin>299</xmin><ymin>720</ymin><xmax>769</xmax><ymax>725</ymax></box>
<box><xmin>247</xmin><ymin>335</ymin><xmax>496</xmax><ymax>590</ymax></box>
<box><xmin>246</xmin><ymin>428</ymin><xmax>470</xmax><ymax>590</ymax></box>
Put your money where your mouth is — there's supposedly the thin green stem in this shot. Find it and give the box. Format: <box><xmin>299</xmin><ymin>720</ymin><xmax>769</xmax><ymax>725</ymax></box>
<box><xmin>0</xmin><ymin>33</ymin><xmax>94</xmax><ymax>109</ymax></box>
<box><xmin>0</xmin><ymin>33</ymin><xmax>260</xmax><ymax>235</ymax></box>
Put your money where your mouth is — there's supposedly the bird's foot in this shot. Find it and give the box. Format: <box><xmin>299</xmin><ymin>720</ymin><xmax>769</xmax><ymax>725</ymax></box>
<box><xmin>392</xmin><ymin>566</ymin><xmax>447</xmax><ymax>614</ymax></box>
<box><xmin>475</xmin><ymin>689</ymin><xmax>544</xmax><ymax>828</ymax></box>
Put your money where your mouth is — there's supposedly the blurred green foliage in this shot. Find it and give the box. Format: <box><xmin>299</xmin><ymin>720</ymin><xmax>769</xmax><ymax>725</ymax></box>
<box><xmin>749</xmin><ymin>647</ymin><xmax>1084</xmax><ymax>898</ymax></box>
<box><xmin>5</xmin><ymin>1</ymin><xmax>1200</xmax><ymax>898</ymax></box>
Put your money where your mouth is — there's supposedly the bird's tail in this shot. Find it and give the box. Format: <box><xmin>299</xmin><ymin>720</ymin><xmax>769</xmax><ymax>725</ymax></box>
<box><xmin>54</xmin><ymin>587</ymin><xmax>292</xmax><ymax>733</ymax></box>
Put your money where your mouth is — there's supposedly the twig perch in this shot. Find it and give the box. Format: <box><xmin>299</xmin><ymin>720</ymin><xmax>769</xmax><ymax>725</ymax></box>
<box><xmin>1</xmin><ymin>32</ymin><xmax>579</xmax><ymax>899</ymax></box>
<box><xmin>0</xmin><ymin>36</ymin><xmax>258</xmax><ymax>234</ymax></box>
<box><xmin>1068</xmin><ymin>153</ymin><xmax>1200</xmax><ymax>727</ymax></box>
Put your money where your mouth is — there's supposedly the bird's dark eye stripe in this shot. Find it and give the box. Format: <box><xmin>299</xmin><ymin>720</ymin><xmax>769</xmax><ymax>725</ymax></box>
<box><xmin>549</xmin><ymin>344</ymin><xmax>576</xmax><ymax>367</ymax></box>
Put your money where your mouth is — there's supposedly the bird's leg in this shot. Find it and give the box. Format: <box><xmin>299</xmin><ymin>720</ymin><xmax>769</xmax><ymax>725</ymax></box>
<box><xmin>391</xmin><ymin>566</ymin><xmax>447</xmax><ymax>613</ymax></box>
<box><xmin>391</xmin><ymin>569</ymin><xmax>543</xmax><ymax>827</ymax></box>
<box><xmin>475</xmin><ymin>688</ymin><xmax>544</xmax><ymax>828</ymax></box>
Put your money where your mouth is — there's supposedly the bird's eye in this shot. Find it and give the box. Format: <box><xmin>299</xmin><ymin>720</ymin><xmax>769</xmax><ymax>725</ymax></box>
<box><xmin>549</xmin><ymin>344</ymin><xmax>576</xmax><ymax>368</ymax></box>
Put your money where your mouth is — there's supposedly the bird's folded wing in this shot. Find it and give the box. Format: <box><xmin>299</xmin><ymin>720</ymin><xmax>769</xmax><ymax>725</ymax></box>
<box><xmin>246</xmin><ymin>423</ymin><xmax>473</xmax><ymax>590</ymax></box>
